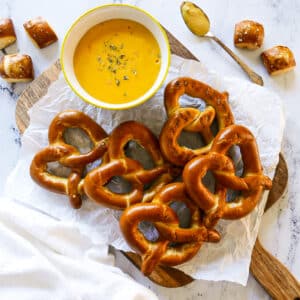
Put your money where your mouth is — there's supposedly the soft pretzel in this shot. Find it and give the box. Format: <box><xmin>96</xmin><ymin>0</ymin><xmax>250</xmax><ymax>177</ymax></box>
<box><xmin>23</xmin><ymin>17</ymin><xmax>58</xmax><ymax>49</ymax></box>
<box><xmin>0</xmin><ymin>54</ymin><xmax>34</xmax><ymax>83</ymax></box>
<box><xmin>120</xmin><ymin>182</ymin><xmax>220</xmax><ymax>275</ymax></box>
<box><xmin>234</xmin><ymin>20</ymin><xmax>264</xmax><ymax>50</ymax></box>
<box><xmin>0</xmin><ymin>18</ymin><xmax>16</xmax><ymax>49</ymax></box>
<box><xmin>30</xmin><ymin>110</ymin><xmax>108</xmax><ymax>208</ymax></box>
<box><xmin>159</xmin><ymin>77</ymin><xmax>234</xmax><ymax>166</ymax></box>
<box><xmin>84</xmin><ymin>121</ymin><xmax>177</xmax><ymax>209</ymax></box>
<box><xmin>261</xmin><ymin>45</ymin><xmax>296</xmax><ymax>75</ymax></box>
<box><xmin>183</xmin><ymin>124</ymin><xmax>272</xmax><ymax>227</ymax></box>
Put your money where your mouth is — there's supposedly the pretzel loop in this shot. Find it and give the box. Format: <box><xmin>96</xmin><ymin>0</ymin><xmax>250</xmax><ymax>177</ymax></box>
<box><xmin>160</xmin><ymin>77</ymin><xmax>234</xmax><ymax>166</ymax></box>
<box><xmin>48</xmin><ymin>110</ymin><xmax>108</xmax><ymax>167</ymax></box>
<box><xmin>84</xmin><ymin>121</ymin><xmax>178</xmax><ymax>209</ymax></box>
<box><xmin>120</xmin><ymin>183</ymin><xmax>220</xmax><ymax>275</ymax></box>
<box><xmin>183</xmin><ymin>125</ymin><xmax>272</xmax><ymax>226</ymax></box>
<box><xmin>84</xmin><ymin>158</ymin><xmax>145</xmax><ymax>209</ymax></box>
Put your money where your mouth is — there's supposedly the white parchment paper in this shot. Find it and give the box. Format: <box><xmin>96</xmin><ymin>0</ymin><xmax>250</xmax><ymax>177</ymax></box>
<box><xmin>5</xmin><ymin>55</ymin><xmax>284</xmax><ymax>285</ymax></box>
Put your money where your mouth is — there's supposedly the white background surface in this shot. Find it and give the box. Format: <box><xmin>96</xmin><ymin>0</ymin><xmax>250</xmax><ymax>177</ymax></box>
<box><xmin>0</xmin><ymin>0</ymin><xmax>299</xmax><ymax>299</ymax></box>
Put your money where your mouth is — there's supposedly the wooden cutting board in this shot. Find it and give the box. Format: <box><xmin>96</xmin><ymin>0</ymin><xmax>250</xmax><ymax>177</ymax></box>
<box><xmin>15</xmin><ymin>29</ymin><xmax>299</xmax><ymax>299</ymax></box>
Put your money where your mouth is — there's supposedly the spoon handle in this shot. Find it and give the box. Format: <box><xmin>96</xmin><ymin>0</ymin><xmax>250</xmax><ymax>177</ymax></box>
<box><xmin>208</xmin><ymin>35</ymin><xmax>264</xmax><ymax>86</ymax></box>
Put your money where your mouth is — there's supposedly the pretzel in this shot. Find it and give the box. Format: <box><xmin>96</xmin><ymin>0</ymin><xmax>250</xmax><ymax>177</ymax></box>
<box><xmin>30</xmin><ymin>110</ymin><xmax>108</xmax><ymax>208</ymax></box>
<box><xmin>84</xmin><ymin>121</ymin><xmax>178</xmax><ymax>209</ymax></box>
<box><xmin>23</xmin><ymin>17</ymin><xmax>58</xmax><ymax>49</ymax></box>
<box><xmin>159</xmin><ymin>77</ymin><xmax>234</xmax><ymax>166</ymax></box>
<box><xmin>0</xmin><ymin>18</ymin><xmax>17</xmax><ymax>49</ymax></box>
<box><xmin>234</xmin><ymin>20</ymin><xmax>264</xmax><ymax>50</ymax></box>
<box><xmin>0</xmin><ymin>54</ymin><xmax>34</xmax><ymax>83</ymax></box>
<box><xmin>120</xmin><ymin>182</ymin><xmax>220</xmax><ymax>275</ymax></box>
<box><xmin>183</xmin><ymin>124</ymin><xmax>272</xmax><ymax>227</ymax></box>
<box><xmin>48</xmin><ymin>110</ymin><xmax>108</xmax><ymax>167</ymax></box>
<box><xmin>261</xmin><ymin>45</ymin><xmax>296</xmax><ymax>76</ymax></box>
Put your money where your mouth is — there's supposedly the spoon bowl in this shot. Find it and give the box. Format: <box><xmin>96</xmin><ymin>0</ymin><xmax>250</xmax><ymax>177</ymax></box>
<box><xmin>180</xmin><ymin>1</ymin><xmax>264</xmax><ymax>86</ymax></box>
<box><xmin>180</xmin><ymin>1</ymin><xmax>210</xmax><ymax>36</ymax></box>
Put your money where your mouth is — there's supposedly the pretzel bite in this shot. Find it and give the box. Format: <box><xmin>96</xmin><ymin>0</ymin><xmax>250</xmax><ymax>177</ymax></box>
<box><xmin>0</xmin><ymin>53</ymin><xmax>34</xmax><ymax>82</ymax></box>
<box><xmin>0</xmin><ymin>18</ymin><xmax>17</xmax><ymax>49</ymax></box>
<box><xmin>23</xmin><ymin>17</ymin><xmax>58</xmax><ymax>48</ymax></box>
<box><xmin>261</xmin><ymin>45</ymin><xmax>296</xmax><ymax>75</ymax></box>
<box><xmin>234</xmin><ymin>20</ymin><xmax>264</xmax><ymax>49</ymax></box>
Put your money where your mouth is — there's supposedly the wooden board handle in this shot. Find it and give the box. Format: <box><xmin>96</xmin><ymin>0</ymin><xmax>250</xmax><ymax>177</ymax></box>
<box><xmin>251</xmin><ymin>239</ymin><xmax>300</xmax><ymax>299</ymax></box>
<box><xmin>122</xmin><ymin>251</ymin><xmax>193</xmax><ymax>288</ymax></box>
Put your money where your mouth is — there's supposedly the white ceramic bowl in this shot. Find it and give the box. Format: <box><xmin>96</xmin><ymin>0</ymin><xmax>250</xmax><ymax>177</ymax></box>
<box><xmin>61</xmin><ymin>4</ymin><xmax>170</xmax><ymax>110</ymax></box>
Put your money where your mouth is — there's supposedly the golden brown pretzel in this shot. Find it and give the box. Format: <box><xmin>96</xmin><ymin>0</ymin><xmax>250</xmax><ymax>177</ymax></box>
<box><xmin>23</xmin><ymin>17</ymin><xmax>58</xmax><ymax>49</ymax></box>
<box><xmin>84</xmin><ymin>121</ymin><xmax>177</xmax><ymax>209</ymax></box>
<box><xmin>120</xmin><ymin>182</ymin><xmax>220</xmax><ymax>275</ymax></box>
<box><xmin>30</xmin><ymin>110</ymin><xmax>108</xmax><ymax>208</ymax></box>
<box><xmin>0</xmin><ymin>18</ymin><xmax>17</xmax><ymax>49</ymax></box>
<box><xmin>183</xmin><ymin>124</ymin><xmax>272</xmax><ymax>227</ymax></box>
<box><xmin>159</xmin><ymin>77</ymin><xmax>234</xmax><ymax>166</ymax></box>
<box><xmin>234</xmin><ymin>20</ymin><xmax>264</xmax><ymax>50</ymax></box>
<box><xmin>0</xmin><ymin>54</ymin><xmax>34</xmax><ymax>83</ymax></box>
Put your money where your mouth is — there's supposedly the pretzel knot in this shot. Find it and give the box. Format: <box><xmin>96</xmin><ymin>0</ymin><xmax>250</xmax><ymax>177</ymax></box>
<box><xmin>120</xmin><ymin>182</ymin><xmax>220</xmax><ymax>275</ymax></box>
<box><xmin>84</xmin><ymin>121</ymin><xmax>179</xmax><ymax>209</ymax></box>
<box><xmin>30</xmin><ymin>110</ymin><xmax>108</xmax><ymax>209</ymax></box>
<box><xmin>183</xmin><ymin>124</ymin><xmax>272</xmax><ymax>227</ymax></box>
<box><xmin>159</xmin><ymin>77</ymin><xmax>234</xmax><ymax>166</ymax></box>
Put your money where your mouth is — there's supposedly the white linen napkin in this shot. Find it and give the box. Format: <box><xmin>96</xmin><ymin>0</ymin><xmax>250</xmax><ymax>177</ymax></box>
<box><xmin>0</xmin><ymin>197</ymin><xmax>158</xmax><ymax>300</ymax></box>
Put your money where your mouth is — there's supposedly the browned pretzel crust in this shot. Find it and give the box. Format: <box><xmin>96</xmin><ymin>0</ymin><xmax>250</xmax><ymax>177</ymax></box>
<box><xmin>120</xmin><ymin>182</ymin><xmax>220</xmax><ymax>275</ymax></box>
<box><xmin>48</xmin><ymin>110</ymin><xmax>108</xmax><ymax>167</ymax></box>
<box><xmin>0</xmin><ymin>54</ymin><xmax>34</xmax><ymax>83</ymax></box>
<box><xmin>30</xmin><ymin>110</ymin><xmax>108</xmax><ymax>208</ymax></box>
<box><xmin>84</xmin><ymin>121</ymin><xmax>177</xmax><ymax>209</ymax></box>
<box><xmin>183</xmin><ymin>124</ymin><xmax>272</xmax><ymax>227</ymax></box>
<box><xmin>159</xmin><ymin>77</ymin><xmax>234</xmax><ymax>166</ymax></box>
<box><xmin>261</xmin><ymin>45</ymin><xmax>296</xmax><ymax>75</ymax></box>
<box><xmin>23</xmin><ymin>17</ymin><xmax>58</xmax><ymax>48</ymax></box>
<box><xmin>0</xmin><ymin>18</ymin><xmax>17</xmax><ymax>49</ymax></box>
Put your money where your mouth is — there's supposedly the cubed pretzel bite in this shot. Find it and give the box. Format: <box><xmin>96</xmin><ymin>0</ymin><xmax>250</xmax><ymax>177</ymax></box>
<box><xmin>0</xmin><ymin>18</ymin><xmax>17</xmax><ymax>49</ymax></box>
<box><xmin>234</xmin><ymin>20</ymin><xmax>264</xmax><ymax>50</ymax></box>
<box><xmin>261</xmin><ymin>45</ymin><xmax>296</xmax><ymax>76</ymax></box>
<box><xmin>0</xmin><ymin>54</ymin><xmax>34</xmax><ymax>83</ymax></box>
<box><xmin>23</xmin><ymin>17</ymin><xmax>58</xmax><ymax>49</ymax></box>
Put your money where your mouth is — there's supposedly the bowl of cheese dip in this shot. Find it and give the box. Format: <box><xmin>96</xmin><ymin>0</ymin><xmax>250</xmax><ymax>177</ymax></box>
<box><xmin>61</xmin><ymin>4</ymin><xmax>170</xmax><ymax>110</ymax></box>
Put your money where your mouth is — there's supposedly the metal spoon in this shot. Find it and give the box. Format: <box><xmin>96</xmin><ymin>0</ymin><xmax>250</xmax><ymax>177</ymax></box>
<box><xmin>180</xmin><ymin>1</ymin><xmax>264</xmax><ymax>86</ymax></box>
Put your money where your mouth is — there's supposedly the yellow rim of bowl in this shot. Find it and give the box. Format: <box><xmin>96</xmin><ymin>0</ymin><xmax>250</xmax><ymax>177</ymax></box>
<box><xmin>60</xmin><ymin>3</ymin><xmax>171</xmax><ymax>110</ymax></box>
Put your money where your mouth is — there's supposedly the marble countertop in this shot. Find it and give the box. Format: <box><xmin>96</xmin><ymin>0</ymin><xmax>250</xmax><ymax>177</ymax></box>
<box><xmin>0</xmin><ymin>0</ymin><xmax>299</xmax><ymax>299</ymax></box>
